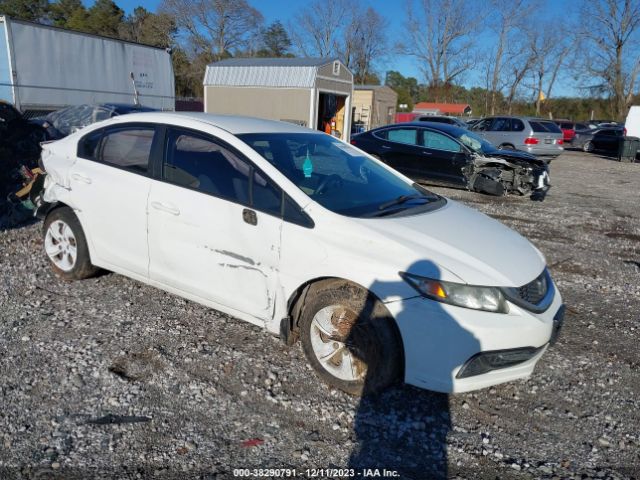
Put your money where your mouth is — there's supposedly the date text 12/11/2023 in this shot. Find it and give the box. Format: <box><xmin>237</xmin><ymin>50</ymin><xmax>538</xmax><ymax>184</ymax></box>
<box><xmin>232</xmin><ymin>468</ymin><xmax>400</xmax><ymax>477</ymax></box>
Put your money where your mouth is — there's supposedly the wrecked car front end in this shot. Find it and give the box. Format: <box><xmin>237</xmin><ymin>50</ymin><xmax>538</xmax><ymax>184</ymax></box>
<box><xmin>463</xmin><ymin>153</ymin><xmax>550</xmax><ymax>201</ymax></box>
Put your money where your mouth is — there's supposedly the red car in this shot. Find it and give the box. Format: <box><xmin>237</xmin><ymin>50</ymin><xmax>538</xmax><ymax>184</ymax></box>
<box><xmin>553</xmin><ymin>120</ymin><xmax>576</xmax><ymax>143</ymax></box>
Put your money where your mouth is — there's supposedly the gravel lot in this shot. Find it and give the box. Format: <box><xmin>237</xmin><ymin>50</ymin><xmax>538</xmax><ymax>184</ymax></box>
<box><xmin>1</xmin><ymin>150</ymin><xmax>639</xmax><ymax>479</ymax></box>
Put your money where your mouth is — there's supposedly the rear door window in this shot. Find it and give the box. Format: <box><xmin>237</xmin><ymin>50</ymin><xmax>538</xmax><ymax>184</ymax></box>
<box><xmin>511</xmin><ymin>119</ymin><xmax>525</xmax><ymax>131</ymax></box>
<box><xmin>98</xmin><ymin>127</ymin><xmax>155</xmax><ymax>174</ymax></box>
<box><xmin>387</xmin><ymin>128</ymin><xmax>419</xmax><ymax>145</ymax></box>
<box><xmin>78</xmin><ymin>129</ymin><xmax>103</xmax><ymax>160</ymax></box>
<box><xmin>529</xmin><ymin>121</ymin><xmax>562</xmax><ymax>133</ymax></box>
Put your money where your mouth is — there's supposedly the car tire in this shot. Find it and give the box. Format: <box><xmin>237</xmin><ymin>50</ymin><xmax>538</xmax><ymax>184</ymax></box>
<box><xmin>583</xmin><ymin>141</ymin><xmax>594</xmax><ymax>152</ymax></box>
<box><xmin>43</xmin><ymin>207</ymin><xmax>99</xmax><ymax>280</ymax></box>
<box><xmin>299</xmin><ymin>280</ymin><xmax>402</xmax><ymax>396</ymax></box>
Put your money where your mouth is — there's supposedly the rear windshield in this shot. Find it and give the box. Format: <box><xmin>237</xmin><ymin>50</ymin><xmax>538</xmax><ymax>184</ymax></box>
<box><xmin>529</xmin><ymin>121</ymin><xmax>562</xmax><ymax>133</ymax></box>
<box><xmin>419</xmin><ymin>117</ymin><xmax>449</xmax><ymax>123</ymax></box>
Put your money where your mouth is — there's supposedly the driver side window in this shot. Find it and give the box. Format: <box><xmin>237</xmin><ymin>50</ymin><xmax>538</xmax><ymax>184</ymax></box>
<box><xmin>472</xmin><ymin>119</ymin><xmax>492</xmax><ymax>131</ymax></box>
<box><xmin>422</xmin><ymin>130</ymin><xmax>462</xmax><ymax>152</ymax></box>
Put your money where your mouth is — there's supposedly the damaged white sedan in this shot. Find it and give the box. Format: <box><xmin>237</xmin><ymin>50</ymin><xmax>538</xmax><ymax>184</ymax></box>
<box><xmin>34</xmin><ymin>112</ymin><xmax>564</xmax><ymax>395</ymax></box>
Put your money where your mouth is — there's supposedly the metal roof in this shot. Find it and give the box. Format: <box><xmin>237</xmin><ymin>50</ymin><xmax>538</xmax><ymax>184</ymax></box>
<box><xmin>210</xmin><ymin>57</ymin><xmax>337</xmax><ymax>67</ymax></box>
<box><xmin>204</xmin><ymin>57</ymin><xmax>344</xmax><ymax>88</ymax></box>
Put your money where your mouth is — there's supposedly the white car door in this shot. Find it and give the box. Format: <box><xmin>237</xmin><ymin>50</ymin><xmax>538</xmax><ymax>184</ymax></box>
<box><xmin>69</xmin><ymin>124</ymin><xmax>157</xmax><ymax>277</ymax></box>
<box><xmin>147</xmin><ymin>127</ymin><xmax>283</xmax><ymax>321</ymax></box>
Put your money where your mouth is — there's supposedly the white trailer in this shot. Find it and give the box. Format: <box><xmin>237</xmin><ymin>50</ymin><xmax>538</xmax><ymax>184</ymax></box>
<box><xmin>0</xmin><ymin>16</ymin><xmax>175</xmax><ymax>114</ymax></box>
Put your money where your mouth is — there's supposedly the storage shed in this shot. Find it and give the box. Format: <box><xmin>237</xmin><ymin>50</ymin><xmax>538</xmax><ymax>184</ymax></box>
<box><xmin>203</xmin><ymin>57</ymin><xmax>353</xmax><ymax>141</ymax></box>
<box><xmin>352</xmin><ymin>85</ymin><xmax>397</xmax><ymax>132</ymax></box>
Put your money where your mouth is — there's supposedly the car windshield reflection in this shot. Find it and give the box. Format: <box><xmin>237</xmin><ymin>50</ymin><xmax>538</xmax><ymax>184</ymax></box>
<box><xmin>239</xmin><ymin>133</ymin><xmax>444</xmax><ymax>217</ymax></box>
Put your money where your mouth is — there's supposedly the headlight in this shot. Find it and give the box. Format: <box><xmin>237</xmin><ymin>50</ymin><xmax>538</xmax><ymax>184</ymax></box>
<box><xmin>400</xmin><ymin>272</ymin><xmax>509</xmax><ymax>313</ymax></box>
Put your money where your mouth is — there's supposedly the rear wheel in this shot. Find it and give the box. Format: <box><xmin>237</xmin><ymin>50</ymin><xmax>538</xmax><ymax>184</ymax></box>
<box><xmin>43</xmin><ymin>207</ymin><xmax>99</xmax><ymax>280</ymax></box>
<box><xmin>583</xmin><ymin>141</ymin><xmax>594</xmax><ymax>153</ymax></box>
<box><xmin>299</xmin><ymin>280</ymin><xmax>402</xmax><ymax>396</ymax></box>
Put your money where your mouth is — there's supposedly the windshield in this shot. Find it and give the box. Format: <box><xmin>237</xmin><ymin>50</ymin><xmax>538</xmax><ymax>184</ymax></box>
<box><xmin>238</xmin><ymin>133</ymin><xmax>444</xmax><ymax>217</ymax></box>
<box><xmin>456</xmin><ymin>130</ymin><xmax>498</xmax><ymax>155</ymax></box>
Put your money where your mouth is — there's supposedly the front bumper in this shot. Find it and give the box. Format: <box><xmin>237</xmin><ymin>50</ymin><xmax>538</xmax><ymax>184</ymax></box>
<box><xmin>385</xmin><ymin>280</ymin><xmax>564</xmax><ymax>393</ymax></box>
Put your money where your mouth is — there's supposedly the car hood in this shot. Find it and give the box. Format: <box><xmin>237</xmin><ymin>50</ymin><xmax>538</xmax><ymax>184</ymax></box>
<box><xmin>355</xmin><ymin>199</ymin><xmax>546</xmax><ymax>287</ymax></box>
<box><xmin>481</xmin><ymin>149</ymin><xmax>545</xmax><ymax>166</ymax></box>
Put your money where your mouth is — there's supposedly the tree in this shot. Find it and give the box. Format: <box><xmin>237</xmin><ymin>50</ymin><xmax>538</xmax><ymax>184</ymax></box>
<box><xmin>83</xmin><ymin>0</ymin><xmax>124</xmax><ymax>38</ymax></box>
<box><xmin>0</xmin><ymin>0</ymin><xmax>48</xmax><ymax>22</ymax></box>
<box><xmin>290</xmin><ymin>0</ymin><xmax>348</xmax><ymax>58</ymax></box>
<box><xmin>482</xmin><ymin>0</ymin><xmax>534</xmax><ymax>114</ymax></box>
<box><xmin>160</xmin><ymin>0</ymin><xmax>263</xmax><ymax>60</ymax></box>
<box><xmin>258</xmin><ymin>21</ymin><xmax>292</xmax><ymax>57</ymax></box>
<box><xmin>119</xmin><ymin>7</ymin><xmax>176</xmax><ymax>48</ymax></box>
<box><xmin>290</xmin><ymin>0</ymin><xmax>387</xmax><ymax>82</ymax></box>
<box><xmin>399</xmin><ymin>0</ymin><xmax>483</xmax><ymax>97</ymax></box>
<box><xmin>47</xmin><ymin>0</ymin><xmax>84</xmax><ymax>27</ymax></box>
<box><xmin>578</xmin><ymin>0</ymin><xmax>640</xmax><ymax>120</ymax></box>
<box><xmin>385</xmin><ymin>70</ymin><xmax>419</xmax><ymax>110</ymax></box>
<box><xmin>349</xmin><ymin>7</ymin><xmax>388</xmax><ymax>84</ymax></box>
<box><xmin>527</xmin><ymin>23</ymin><xmax>569</xmax><ymax>115</ymax></box>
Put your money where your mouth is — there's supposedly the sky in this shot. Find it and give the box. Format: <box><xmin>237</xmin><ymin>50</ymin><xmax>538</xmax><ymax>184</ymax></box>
<box><xmin>107</xmin><ymin>0</ymin><xmax>576</xmax><ymax>97</ymax></box>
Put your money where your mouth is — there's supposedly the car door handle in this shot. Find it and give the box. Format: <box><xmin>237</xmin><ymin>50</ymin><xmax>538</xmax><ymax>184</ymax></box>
<box><xmin>421</xmin><ymin>151</ymin><xmax>432</xmax><ymax>155</ymax></box>
<box><xmin>382</xmin><ymin>145</ymin><xmax>392</xmax><ymax>149</ymax></box>
<box><xmin>71</xmin><ymin>173</ymin><xmax>92</xmax><ymax>184</ymax></box>
<box><xmin>150</xmin><ymin>201</ymin><xmax>180</xmax><ymax>216</ymax></box>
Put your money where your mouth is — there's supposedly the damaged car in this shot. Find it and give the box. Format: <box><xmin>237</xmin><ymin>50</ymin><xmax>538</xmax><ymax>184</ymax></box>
<box><xmin>33</xmin><ymin>103</ymin><xmax>157</xmax><ymax>141</ymax></box>
<box><xmin>0</xmin><ymin>101</ymin><xmax>51</xmax><ymax>227</ymax></box>
<box><xmin>350</xmin><ymin>122</ymin><xmax>550</xmax><ymax>200</ymax></box>
<box><xmin>33</xmin><ymin>112</ymin><xmax>564</xmax><ymax>395</ymax></box>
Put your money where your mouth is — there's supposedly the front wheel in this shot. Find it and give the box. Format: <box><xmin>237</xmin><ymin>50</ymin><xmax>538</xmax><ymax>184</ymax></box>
<box><xmin>299</xmin><ymin>280</ymin><xmax>402</xmax><ymax>396</ymax></box>
<box><xmin>43</xmin><ymin>207</ymin><xmax>99</xmax><ymax>280</ymax></box>
<box><xmin>583</xmin><ymin>141</ymin><xmax>594</xmax><ymax>152</ymax></box>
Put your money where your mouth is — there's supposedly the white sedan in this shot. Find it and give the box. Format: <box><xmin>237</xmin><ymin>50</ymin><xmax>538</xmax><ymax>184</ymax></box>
<box><xmin>35</xmin><ymin>112</ymin><xmax>564</xmax><ymax>395</ymax></box>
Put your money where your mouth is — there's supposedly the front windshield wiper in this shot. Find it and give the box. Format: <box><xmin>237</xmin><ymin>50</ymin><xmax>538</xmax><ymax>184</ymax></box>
<box><xmin>377</xmin><ymin>194</ymin><xmax>433</xmax><ymax>211</ymax></box>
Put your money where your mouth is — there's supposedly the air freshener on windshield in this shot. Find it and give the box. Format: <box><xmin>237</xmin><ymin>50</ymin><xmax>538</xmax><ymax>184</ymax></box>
<box><xmin>303</xmin><ymin>150</ymin><xmax>313</xmax><ymax>178</ymax></box>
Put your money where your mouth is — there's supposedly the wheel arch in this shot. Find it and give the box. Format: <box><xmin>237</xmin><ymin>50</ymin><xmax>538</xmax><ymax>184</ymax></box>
<box><xmin>42</xmin><ymin>202</ymin><xmax>97</xmax><ymax>264</ymax></box>
<box><xmin>283</xmin><ymin>276</ymin><xmax>405</xmax><ymax>375</ymax></box>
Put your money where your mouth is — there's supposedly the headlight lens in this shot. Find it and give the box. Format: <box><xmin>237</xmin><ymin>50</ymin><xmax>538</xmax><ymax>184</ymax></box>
<box><xmin>400</xmin><ymin>272</ymin><xmax>509</xmax><ymax>313</ymax></box>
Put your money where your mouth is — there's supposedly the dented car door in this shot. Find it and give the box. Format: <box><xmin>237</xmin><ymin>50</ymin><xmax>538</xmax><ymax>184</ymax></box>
<box><xmin>147</xmin><ymin>128</ymin><xmax>282</xmax><ymax>321</ymax></box>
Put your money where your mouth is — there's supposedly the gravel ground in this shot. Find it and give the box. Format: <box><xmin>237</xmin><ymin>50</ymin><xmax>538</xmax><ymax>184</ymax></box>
<box><xmin>0</xmin><ymin>150</ymin><xmax>639</xmax><ymax>479</ymax></box>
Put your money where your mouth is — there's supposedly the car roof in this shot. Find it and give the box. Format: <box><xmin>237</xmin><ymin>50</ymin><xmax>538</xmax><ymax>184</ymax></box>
<box><xmin>378</xmin><ymin>121</ymin><xmax>467</xmax><ymax>136</ymax></box>
<box><xmin>101</xmin><ymin>111</ymin><xmax>317</xmax><ymax>135</ymax></box>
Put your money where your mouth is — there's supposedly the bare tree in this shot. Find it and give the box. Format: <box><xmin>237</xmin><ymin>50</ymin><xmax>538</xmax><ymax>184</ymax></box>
<box><xmin>160</xmin><ymin>0</ymin><xmax>263</xmax><ymax>59</ymax></box>
<box><xmin>289</xmin><ymin>0</ymin><xmax>349</xmax><ymax>58</ymax></box>
<box><xmin>289</xmin><ymin>0</ymin><xmax>387</xmax><ymax>82</ymax></box>
<box><xmin>483</xmin><ymin>0</ymin><xmax>535</xmax><ymax>114</ymax></box>
<box><xmin>526</xmin><ymin>23</ymin><xmax>570</xmax><ymax>115</ymax></box>
<box><xmin>578</xmin><ymin>0</ymin><xmax>640</xmax><ymax>120</ymax></box>
<box><xmin>400</xmin><ymin>0</ymin><xmax>483</xmax><ymax>94</ymax></box>
<box><xmin>349</xmin><ymin>7</ymin><xmax>388</xmax><ymax>84</ymax></box>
